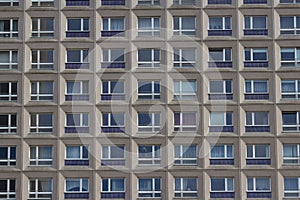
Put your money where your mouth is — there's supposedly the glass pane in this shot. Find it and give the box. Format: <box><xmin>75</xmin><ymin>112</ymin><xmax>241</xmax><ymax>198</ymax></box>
<box><xmin>66</xmin><ymin>179</ymin><xmax>80</xmax><ymax>191</ymax></box>
<box><xmin>68</xmin><ymin>19</ymin><xmax>81</xmax><ymax>31</ymax></box>
<box><xmin>254</xmin><ymin>112</ymin><xmax>268</xmax><ymax>125</ymax></box>
<box><xmin>138</xmin><ymin>49</ymin><xmax>152</xmax><ymax>62</ymax></box>
<box><xmin>253</xmin><ymin>16</ymin><xmax>266</xmax><ymax>29</ymax></box>
<box><xmin>255</xmin><ymin>145</ymin><xmax>269</xmax><ymax>157</ymax></box>
<box><xmin>256</xmin><ymin>178</ymin><xmax>270</xmax><ymax>191</ymax></box>
<box><xmin>211</xmin><ymin>145</ymin><xmax>225</xmax><ymax>158</ymax></box>
<box><xmin>209</xmin><ymin>17</ymin><xmax>223</xmax><ymax>29</ymax></box>
<box><xmin>67</xmin><ymin>50</ymin><xmax>81</xmax><ymax>63</ymax></box>
<box><xmin>211</xmin><ymin>178</ymin><xmax>225</xmax><ymax>191</ymax></box>
<box><xmin>284</xmin><ymin>178</ymin><xmax>298</xmax><ymax>191</ymax></box>
<box><xmin>182</xmin><ymin>178</ymin><xmax>197</xmax><ymax>191</ymax></box>
<box><xmin>210</xmin><ymin>81</ymin><xmax>223</xmax><ymax>93</ymax></box>
<box><xmin>138</xmin><ymin>113</ymin><xmax>152</xmax><ymax>126</ymax></box>
<box><xmin>111</xmin><ymin>81</ymin><xmax>124</xmax><ymax>93</ymax></box>
<box><xmin>281</xmin><ymin>48</ymin><xmax>295</xmax><ymax>61</ymax></box>
<box><xmin>40</xmin><ymin>19</ymin><xmax>53</xmax><ymax>31</ymax></box>
<box><xmin>281</xmin><ymin>17</ymin><xmax>294</xmax><ymax>29</ymax></box>
<box><xmin>110</xmin><ymin>18</ymin><xmax>124</xmax><ymax>30</ymax></box>
<box><xmin>111</xmin><ymin>113</ymin><xmax>124</xmax><ymax>126</ymax></box>
<box><xmin>0</xmin><ymin>147</ymin><xmax>8</xmax><ymax>159</ymax></box>
<box><xmin>111</xmin><ymin>179</ymin><xmax>124</xmax><ymax>191</ymax></box>
<box><xmin>282</xmin><ymin>81</ymin><xmax>296</xmax><ymax>92</ymax></box>
<box><xmin>253</xmin><ymin>81</ymin><xmax>268</xmax><ymax>92</ymax></box>
<box><xmin>209</xmin><ymin>49</ymin><xmax>223</xmax><ymax>61</ymax></box>
<box><xmin>39</xmin><ymin>82</ymin><xmax>53</xmax><ymax>94</ymax></box>
<box><xmin>210</xmin><ymin>112</ymin><xmax>224</xmax><ymax>126</ymax></box>
<box><xmin>66</xmin><ymin>146</ymin><xmax>80</xmax><ymax>158</ymax></box>
<box><xmin>182</xmin><ymin>17</ymin><xmax>195</xmax><ymax>29</ymax></box>
<box><xmin>282</xmin><ymin>113</ymin><xmax>297</xmax><ymax>125</ymax></box>
<box><xmin>110</xmin><ymin>146</ymin><xmax>124</xmax><ymax>158</ymax></box>
<box><xmin>39</xmin><ymin>114</ymin><xmax>52</xmax><ymax>126</ymax></box>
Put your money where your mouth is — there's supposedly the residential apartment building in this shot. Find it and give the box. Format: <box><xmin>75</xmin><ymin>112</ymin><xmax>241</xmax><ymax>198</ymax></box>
<box><xmin>0</xmin><ymin>0</ymin><xmax>300</xmax><ymax>199</ymax></box>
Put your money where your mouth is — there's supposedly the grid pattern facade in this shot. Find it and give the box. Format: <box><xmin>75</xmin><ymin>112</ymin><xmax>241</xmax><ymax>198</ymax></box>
<box><xmin>1</xmin><ymin>0</ymin><xmax>300</xmax><ymax>200</ymax></box>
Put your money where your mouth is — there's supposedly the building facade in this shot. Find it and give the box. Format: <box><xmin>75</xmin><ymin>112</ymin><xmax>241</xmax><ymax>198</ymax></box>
<box><xmin>0</xmin><ymin>0</ymin><xmax>300</xmax><ymax>199</ymax></box>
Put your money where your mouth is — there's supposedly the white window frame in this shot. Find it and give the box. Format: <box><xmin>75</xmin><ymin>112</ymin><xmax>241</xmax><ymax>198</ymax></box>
<box><xmin>101</xmin><ymin>113</ymin><xmax>125</xmax><ymax>128</ymax></box>
<box><xmin>247</xmin><ymin>177</ymin><xmax>271</xmax><ymax>192</ymax></box>
<box><xmin>246</xmin><ymin>144</ymin><xmax>270</xmax><ymax>159</ymax></box>
<box><xmin>280</xmin><ymin>0</ymin><xmax>300</xmax><ymax>3</ymax></box>
<box><xmin>66</xmin><ymin>49</ymin><xmax>89</xmax><ymax>64</ymax></box>
<box><xmin>138</xmin><ymin>80</ymin><xmax>160</xmax><ymax>100</ymax></box>
<box><xmin>0</xmin><ymin>0</ymin><xmax>19</xmax><ymax>6</ymax></box>
<box><xmin>281</xmin><ymin>80</ymin><xmax>300</xmax><ymax>99</ymax></box>
<box><xmin>280</xmin><ymin>16</ymin><xmax>300</xmax><ymax>34</ymax></box>
<box><xmin>210</xmin><ymin>144</ymin><xmax>234</xmax><ymax>159</ymax></box>
<box><xmin>174</xmin><ymin>144</ymin><xmax>197</xmax><ymax>165</ymax></box>
<box><xmin>246</xmin><ymin>112</ymin><xmax>269</xmax><ymax>126</ymax></box>
<box><xmin>209</xmin><ymin>48</ymin><xmax>232</xmax><ymax>62</ymax></box>
<box><xmin>138</xmin><ymin>17</ymin><xmax>160</xmax><ymax>36</ymax></box>
<box><xmin>283</xmin><ymin>144</ymin><xmax>300</xmax><ymax>164</ymax></box>
<box><xmin>284</xmin><ymin>177</ymin><xmax>300</xmax><ymax>197</ymax></box>
<box><xmin>244</xmin><ymin>16</ymin><xmax>267</xmax><ymax>30</ymax></box>
<box><xmin>29</xmin><ymin>146</ymin><xmax>52</xmax><ymax>166</ymax></box>
<box><xmin>0</xmin><ymin>50</ymin><xmax>18</xmax><ymax>69</ymax></box>
<box><xmin>31</xmin><ymin>18</ymin><xmax>54</xmax><ymax>37</ymax></box>
<box><xmin>210</xmin><ymin>177</ymin><xmax>234</xmax><ymax>192</ymax></box>
<box><xmin>101</xmin><ymin>80</ymin><xmax>125</xmax><ymax>95</ymax></box>
<box><xmin>209</xmin><ymin>112</ymin><xmax>232</xmax><ymax>126</ymax></box>
<box><xmin>29</xmin><ymin>178</ymin><xmax>52</xmax><ymax>200</ymax></box>
<box><xmin>101</xmin><ymin>178</ymin><xmax>125</xmax><ymax>192</ymax></box>
<box><xmin>173</xmin><ymin>80</ymin><xmax>197</xmax><ymax>100</ymax></box>
<box><xmin>32</xmin><ymin>0</ymin><xmax>54</xmax><ymax>6</ymax></box>
<box><xmin>102</xmin><ymin>49</ymin><xmax>125</xmax><ymax>63</ymax></box>
<box><xmin>244</xmin><ymin>48</ymin><xmax>268</xmax><ymax>61</ymax></box>
<box><xmin>137</xmin><ymin>113</ymin><xmax>160</xmax><ymax>132</ymax></box>
<box><xmin>174</xmin><ymin>0</ymin><xmax>196</xmax><ymax>4</ymax></box>
<box><xmin>138</xmin><ymin>145</ymin><xmax>161</xmax><ymax>165</ymax></box>
<box><xmin>0</xmin><ymin>19</ymin><xmax>18</xmax><ymax>38</ymax></box>
<box><xmin>174</xmin><ymin>178</ymin><xmax>198</xmax><ymax>198</ymax></box>
<box><xmin>65</xmin><ymin>178</ymin><xmax>89</xmax><ymax>193</ymax></box>
<box><xmin>174</xmin><ymin>112</ymin><xmax>197</xmax><ymax>132</ymax></box>
<box><xmin>30</xmin><ymin>81</ymin><xmax>53</xmax><ymax>101</ymax></box>
<box><xmin>66</xmin><ymin>81</ymin><xmax>89</xmax><ymax>95</ymax></box>
<box><xmin>102</xmin><ymin>145</ymin><xmax>125</xmax><ymax>161</ymax></box>
<box><xmin>65</xmin><ymin>145</ymin><xmax>89</xmax><ymax>160</ymax></box>
<box><xmin>66</xmin><ymin>113</ymin><xmax>89</xmax><ymax>128</ymax></box>
<box><xmin>173</xmin><ymin>48</ymin><xmax>196</xmax><ymax>68</ymax></box>
<box><xmin>208</xmin><ymin>16</ymin><xmax>232</xmax><ymax>30</ymax></box>
<box><xmin>209</xmin><ymin>80</ymin><xmax>232</xmax><ymax>95</ymax></box>
<box><xmin>0</xmin><ymin>146</ymin><xmax>16</xmax><ymax>166</ymax></box>
<box><xmin>138</xmin><ymin>0</ymin><xmax>160</xmax><ymax>5</ymax></box>
<box><xmin>30</xmin><ymin>113</ymin><xmax>53</xmax><ymax>133</ymax></box>
<box><xmin>0</xmin><ymin>179</ymin><xmax>15</xmax><ymax>199</ymax></box>
<box><xmin>173</xmin><ymin>17</ymin><xmax>196</xmax><ymax>36</ymax></box>
<box><xmin>102</xmin><ymin>17</ymin><xmax>124</xmax><ymax>31</ymax></box>
<box><xmin>282</xmin><ymin>112</ymin><xmax>300</xmax><ymax>132</ymax></box>
<box><xmin>67</xmin><ymin>18</ymin><xmax>89</xmax><ymax>32</ymax></box>
<box><xmin>0</xmin><ymin>82</ymin><xmax>17</xmax><ymax>101</ymax></box>
<box><xmin>138</xmin><ymin>178</ymin><xmax>161</xmax><ymax>198</ymax></box>
<box><xmin>281</xmin><ymin>48</ymin><xmax>300</xmax><ymax>67</ymax></box>
<box><xmin>137</xmin><ymin>49</ymin><xmax>160</xmax><ymax>68</ymax></box>
<box><xmin>245</xmin><ymin>80</ymin><xmax>268</xmax><ymax>94</ymax></box>
<box><xmin>0</xmin><ymin>114</ymin><xmax>16</xmax><ymax>134</ymax></box>
<box><xmin>31</xmin><ymin>49</ymin><xmax>54</xmax><ymax>69</ymax></box>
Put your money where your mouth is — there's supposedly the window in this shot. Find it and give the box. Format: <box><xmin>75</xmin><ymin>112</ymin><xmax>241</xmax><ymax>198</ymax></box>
<box><xmin>210</xmin><ymin>178</ymin><xmax>234</xmax><ymax>192</ymax></box>
<box><xmin>282</xmin><ymin>112</ymin><xmax>300</xmax><ymax>132</ymax></box>
<box><xmin>101</xmin><ymin>0</ymin><xmax>125</xmax><ymax>5</ymax></box>
<box><xmin>174</xmin><ymin>144</ymin><xmax>197</xmax><ymax>165</ymax></box>
<box><xmin>174</xmin><ymin>178</ymin><xmax>198</xmax><ymax>198</ymax></box>
<box><xmin>29</xmin><ymin>146</ymin><xmax>52</xmax><ymax>166</ymax></box>
<box><xmin>174</xmin><ymin>112</ymin><xmax>197</xmax><ymax>132</ymax></box>
<box><xmin>244</xmin><ymin>48</ymin><xmax>268</xmax><ymax>67</ymax></box>
<box><xmin>208</xmin><ymin>0</ymin><xmax>231</xmax><ymax>4</ymax></box>
<box><xmin>0</xmin><ymin>0</ymin><xmax>18</xmax><ymax>6</ymax></box>
<box><xmin>284</xmin><ymin>178</ymin><xmax>300</xmax><ymax>198</ymax></box>
<box><xmin>65</xmin><ymin>145</ymin><xmax>89</xmax><ymax>166</ymax></box>
<box><xmin>102</xmin><ymin>17</ymin><xmax>125</xmax><ymax>37</ymax></box>
<box><xmin>0</xmin><ymin>179</ymin><xmax>15</xmax><ymax>199</ymax></box>
<box><xmin>138</xmin><ymin>145</ymin><xmax>161</xmax><ymax>165</ymax></box>
<box><xmin>30</xmin><ymin>113</ymin><xmax>53</xmax><ymax>133</ymax></box>
<box><xmin>245</xmin><ymin>112</ymin><xmax>269</xmax><ymax>132</ymax></box>
<box><xmin>209</xmin><ymin>80</ymin><xmax>232</xmax><ymax>100</ymax></box>
<box><xmin>174</xmin><ymin>80</ymin><xmax>196</xmax><ymax>100</ymax></box>
<box><xmin>65</xmin><ymin>178</ymin><xmax>88</xmax><ymax>197</ymax></box>
<box><xmin>246</xmin><ymin>144</ymin><xmax>270</xmax><ymax>165</ymax></box>
<box><xmin>173</xmin><ymin>0</ymin><xmax>195</xmax><ymax>5</ymax></box>
<box><xmin>173</xmin><ymin>17</ymin><xmax>196</xmax><ymax>36</ymax></box>
<box><xmin>66</xmin><ymin>0</ymin><xmax>89</xmax><ymax>6</ymax></box>
<box><xmin>101</xmin><ymin>80</ymin><xmax>125</xmax><ymax>100</ymax></box>
<box><xmin>209</xmin><ymin>112</ymin><xmax>233</xmax><ymax>132</ymax></box>
<box><xmin>173</xmin><ymin>48</ymin><xmax>196</xmax><ymax>68</ymax></box>
<box><xmin>208</xmin><ymin>48</ymin><xmax>232</xmax><ymax>68</ymax></box>
<box><xmin>0</xmin><ymin>82</ymin><xmax>17</xmax><ymax>101</ymax></box>
<box><xmin>138</xmin><ymin>81</ymin><xmax>160</xmax><ymax>100</ymax></box>
<box><xmin>0</xmin><ymin>19</ymin><xmax>18</xmax><ymax>38</ymax></box>
<box><xmin>32</xmin><ymin>18</ymin><xmax>54</xmax><ymax>37</ymax></box>
<box><xmin>66</xmin><ymin>49</ymin><xmax>89</xmax><ymax>69</ymax></box>
<box><xmin>281</xmin><ymin>48</ymin><xmax>300</xmax><ymax>67</ymax></box>
<box><xmin>102</xmin><ymin>49</ymin><xmax>125</xmax><ymax>68</ymax></box>
<box><xmin>101</xmin><ymin>145</ymin><xmax>125</xmax><ymax>166</ymax></box>
<box><xmin>66</xmin><ymin>113</ymin><xmax>89</xmax><ymax>128</ymax></box>
<box><xmin>283</xmin><ymin>144</ymin><xmax>300</xmax><ymax>164</ymax></box>
<box><xmin>66</xmin><ymin>18</ymin><xmax>89</xmax><ymax>37</ymax></box>
<box><xmin>32</xmin><ymin>0</ymin><xmax>54</xmax><ymax>7</ymax></box>
<box><xmin>102</xmin><ymin>113</ymin><xmax>125</xmax><ymax>133</ymax></box>
<box><xmin>66</xmin><ymin>81</ymin><xmax>89</xmax><ymax>101</ymax></box>
<box><xmin>0</xmin><ymin>146</ymin><xmax>16</xmax><ymax>166</ymax></box>
<box><xmin>0</xmin><ymin>50</ymin><xmax>18</xmax><ymax>70</ymax></box>
<box><xmin>244</xmin><ymin>16</ymin><xmax>268</xmax><ymax>35</ymax></box>
<box><xmin>244</xmin><ymin>0</ymin><xmax>267</xmax><ymax>4</ymax></box>
<box><xmin>247</xmin><ymin>177</ymin><xmax>271</xmax><ymax>193</ymax></box>
<box><xmin>280</xmin><ymin>0</ymin><xmax>300</xmax><ymax>3</ymax></box>
<box><xmin>208</xmin><ymin>16</ymin><xmax>232</xmax><ymax>36</ymax></box>
<box><xmin>101</xmin><ymin>178</ymin><xmax>125</xmax><ymax>199</ymax></box>
<box><xmin>138</xmin><ymin>113</ymin><xmax>160</xmax><ymax>132</ymax></box>
<box><xmin>31</xmin><ymin>49</ymin><xmax>54</xmax><ymax>69</ymax></box>
<box><xmin>138</xmin><ymin>17</ymin><xmax>160</xmax><ymax>36</ymax></box>
<box><xmin>281</xmin><ymin>80</ymin><xmax>300</xmax><ymax>99</ymax></box>
<box><xmin>138</xmin><ymin>0</ymin><xmax>159</xmax><ymax>5</ymax></box>
<box><xmin>31</xmin><ymin>81</ymin><xmax>53</xmax><ymax>101</ymax></box>
<box><xmin>138</xmin><ymin>49</ymin><xmax>160</xmax><ymax>68</ymax></box>
<box><xmin>138</xmin><ymin>178</ymin><xmax>161</xmax><ymax>198</ymax></box>
<box><xmin>245</xmin><ymin>80</ymin><xmax>269</xmax><ymax>100</ymax></box>
<box><xmin>29</xmin><ymin>179</ymin><xmax>52</xmax><ymax>200</ymax></box>
<box><xmin>210</xmin><ymin>145</ymin><xmax>234</xmax><ymax>165</ymax></box>
<box><xmin>0</xmin><ymin>114</ymin><xmax>16</xmax><ymax>134</ymax></box>
<box><xmin>280</xmin><ymin>16</ymin><xmax>300</xmax><ymax>35</ymax></box>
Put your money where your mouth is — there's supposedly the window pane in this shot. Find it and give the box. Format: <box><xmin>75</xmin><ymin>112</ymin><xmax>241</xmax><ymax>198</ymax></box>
<box><xmin>254</xmin><ymin>112</ymin><xmax>268</xmax><ymax>125</ymax></box>
<box><xmin>210</xmin><ymin>112</ymin><xmax>224</xmax><ymax>126</ymax></box>
<box><xmin>111</xmin><ymin>179</ymin><xmax>124</xmax><ymax>191</ymax></box>
<box><xmin>210</xmin><ymin>81</ymin><xmax>223</xmax><ymax>93</ymax></box>
<box><xmin>182</xmin><ymin>17</ymin><xmax>195</xmax><ymax>29</ymax></box>
<box><xmin>256</xmin><ymin>178</ymin><xmax>270</xmax><ymax>191</ymax></box>
<box><xmin>211</xmin><ymin>178</ymin><xmax>225</xmax><ymax>191</ymax></box>
<box><xmin>66</xmin><ymin>179</ymin><xmax>80</xmax><ymax>191</ymax></box>
<box><xmin>253</xmin><ymin>17</ymin><xmax>266</xmax><ymax>29</ymax></box>
<box><xmin>253</xmin><ymin>81</ymin><xmax>268</xmax><ymax>92</ymax></box>
<box><xmin>281</xmin><ymin>17</ymin><xmax>294</xmax><ymax>29</ymax></box>
<box><xmin>209</xmin><ymin>17</ymin><xmax>223</xmax><ymax>29</ymax></box>
<box><xmin>66</xmin><ymin>146</ymin><xmax>80</xmax><ymax>158</ymax></box>
<box><xmin>282</xmin><ymin>81</ymin><xmax>296</xmax><ymax>92</ymax></box>
<box><xmin>67</xmin><ymin>50</ymin><xmax>81</xmax><ymax>63</ymax></box>
<box><xmin>182</xmin><ymin>178</ymin><xmax>197</xmax><ymax>191</ymax></box>
<box><xmin>284</xmin><ymin>178</ymin><xmax>298</xmax><ymax>191</ymax></box>
<box><xmin>282</xmin><ymin>113</ymin><xmax>297</xmax><ymax>125</ymax></box>
<box><xmin>281</xmin><ymin>49</ymin><xmax>295</xmax><ymax>61</ymax></box>
<box><xmin>68</xmin><ymin>19</ymin><xmax>81</xmax><ymax>30</ymax></box>
<box><xmin>110</xmin><ymin>146</ymin><xmax>124</xmax><ymax>158</ymax></box>
<box><xmin>138</xmin><ymin>114</ymin><xmax>152</xmax><ymax>126</ymax></box>
<box><xmin>255</xmin><ymin>145</ymin><xmax>269</xmax><ymax>157</ymax></box>
<box><xmin>211</xmin><ymin>145</ymin><xmax>225</xmax><ymax>157</ymax></box>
